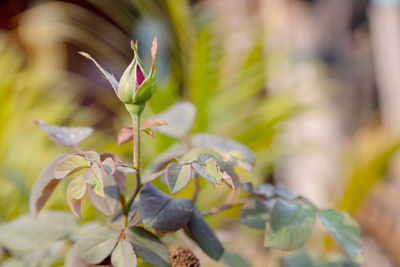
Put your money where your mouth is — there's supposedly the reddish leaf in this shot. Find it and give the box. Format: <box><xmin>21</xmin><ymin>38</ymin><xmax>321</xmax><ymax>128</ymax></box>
<box><xmin>29</xmin><ymin>155</ymin><xmax>68</xmax><ymax>215</ymax></box>
<box><xmin>66</xmin><ymin>171</ymin><xmax>88</xmax><ymax>218</ymax></box>
<box><xmin>83</xmin><ymin>151</ymin><xmax>100</xmax><ymax>163</ymax></box>
<box><xmin>117</xmin><ymin>127</ymin><xmax>133</xmax><ymax>146</ymax></box>
<box><xmin>87</xmin><ymin>173</ymin><xmax>119</xmax><ymax>216</ymax></box>
<box><xmin>141</xmin><ymin>118</ymin><xmax>167</xmax><ymax>130</ymax></box>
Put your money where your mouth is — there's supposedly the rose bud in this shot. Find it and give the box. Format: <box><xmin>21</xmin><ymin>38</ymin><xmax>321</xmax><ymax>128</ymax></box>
<box><xmin>79</xmin><ymin>37</ymin><xmax>158</xmax><ymax>113</ymax></box>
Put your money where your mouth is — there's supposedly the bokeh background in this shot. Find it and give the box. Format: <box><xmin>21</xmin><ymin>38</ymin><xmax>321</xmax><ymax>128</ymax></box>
<box><xmin>1</xmin><ymin>0</ymin><xmax>400</xmax><ymax>266</ymax></box>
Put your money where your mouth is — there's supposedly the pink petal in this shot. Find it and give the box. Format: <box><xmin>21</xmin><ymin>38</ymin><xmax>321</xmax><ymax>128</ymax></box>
<box><xmin>136</xmin><ymin>65</ymin><xmax>145</xmax><ymax>87</ymax></box>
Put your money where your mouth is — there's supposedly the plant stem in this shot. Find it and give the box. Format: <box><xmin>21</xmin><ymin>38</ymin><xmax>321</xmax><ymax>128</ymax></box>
<box><xmin>191</xmin><ymin>176</ymin><xmax>200</xmax><ymax>203</ymax></box>
<box><xmin>124</xmin><ymin>112</ymin><xmax>142</xmax><ymax>225</ymax></box>
<box><xmin>202</xmin><ymin>190</ymin><xmax>240</xmax><ymax>216</ymax></box>
<box><xmin>202</xmin><ymin>202</ymin><xmax>244</xmax><ymax>216</ymax></box>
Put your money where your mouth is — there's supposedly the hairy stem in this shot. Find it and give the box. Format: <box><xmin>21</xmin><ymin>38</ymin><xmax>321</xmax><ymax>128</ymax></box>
<box><xmin>124</xmin><ymin>112</ymin><xmax>142</xmax><ymax>224</ymax></box>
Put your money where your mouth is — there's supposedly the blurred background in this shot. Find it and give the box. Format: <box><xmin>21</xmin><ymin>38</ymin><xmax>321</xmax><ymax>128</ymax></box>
<box><xmin>1</xmin><ymin>0</ymin><xmax>400</xmax><ymax>266</ymax></box>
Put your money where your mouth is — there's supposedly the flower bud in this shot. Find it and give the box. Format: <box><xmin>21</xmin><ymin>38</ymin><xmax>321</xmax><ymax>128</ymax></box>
<box><xmin>117</xmin><ymin>38</ymin><xmax>157</xmax><ymax>106</ymax></box>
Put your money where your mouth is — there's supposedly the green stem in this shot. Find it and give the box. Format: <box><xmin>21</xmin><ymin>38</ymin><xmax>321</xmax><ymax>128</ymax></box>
<box><xmin>124</xmin><ymin>111</ymin><xmax>142</xmax><ymax>225</ymax></box>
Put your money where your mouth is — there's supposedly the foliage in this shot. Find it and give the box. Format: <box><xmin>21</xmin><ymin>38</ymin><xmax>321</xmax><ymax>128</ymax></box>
<box><xmin>0</xmin><ymin>40</ymin><xmax>363</xmax><ymax>266</ymax></box>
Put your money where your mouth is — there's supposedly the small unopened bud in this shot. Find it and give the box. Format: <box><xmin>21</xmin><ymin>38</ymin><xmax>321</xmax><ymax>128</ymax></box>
<box><xmin>117</xmin><ymin>37</ymin><xmax>158</xmax><ymax>107</ymax></box>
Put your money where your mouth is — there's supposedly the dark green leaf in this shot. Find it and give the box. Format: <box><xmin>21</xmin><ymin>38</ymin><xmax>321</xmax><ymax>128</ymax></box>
<box><xmin>126</xmin><ymin>226</ymin><xmax>171</xmax><ymax>267</ymax></box>
<box><xmin>29</xmin><ymin>155</ymin><xmax>68</xmax><ymax>215</ymax></box>
<box><xmin>151</xmin><ymin>101</ymin><xmax>196</xmax><ymax>138</ymax></box>
<box><xmin>76</xmin><ymin>226</ymin><xmax>120</xmax><ymax>264</ymax></box>
<box><xmin>139</xmin><ymin>184</ymin><xmax>194</xmax><ymax>232</ymax></box>
<box><xmin>319</xmin><ymin>209</ymin><xmax>363</xmax><ymax>263</ymax></box>
<box><xmin>0</xmin><ymin>211</ymin><xmax>77</xmax><ymax>252</ymax></box>
<box><xmin>35</xmin><ymin>120</ymin><xmax>93</xmax><ymax>147</ymax></box>
<box><xmin>165</xmin><ymin>163</ymin><xmax>192</xmax><ymax>193</ymax></box>
<box><xmin>265</xmin><ymin>199</ymin><xmax>315</xmax><ymax>250</ymax></box>
<box><xmin>111</xmin><ymin>239</ymin><xmax>137</xmax><ymax>267</ymax></box>
<box><xmin>87</xmin><ymin>173</ymin><xmax>119</xmax><ymax>216</ymax></box>
<box><xmin>186</xmin><ymin>208</ymin><xmax>224</xmax><ymax>260</ymax></box>
<box><xmin>240</xmin><ymin>197</ymin><xmax>273</xmax><ymax>228</ymax></box>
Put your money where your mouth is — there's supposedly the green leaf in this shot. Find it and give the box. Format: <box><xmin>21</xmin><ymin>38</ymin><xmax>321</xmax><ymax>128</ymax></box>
<box><xmin>79</xmin><ymin>52</ymin><xmax>119</xmax><ymax>93</ymax></box>
<box><xmin>165</xmin><ymin>163</ymin><xmax>192</xmax><ymax>193</ymax></box>
<box><xmin>186</xmin><ymin>208</ymin><xmax>224</xmax><ymax>260</ymax></box>
<box><xmin>85</xmin><ymin>163</ymin><xmax>105</xmax><ymax>197</ymax></box>
<box><xmin>142</xmin><ymin>142</ymin><xmax>186</xmax><ymax>178</ymax></box>
<box><xmin>282</xmin><ymin>250</ymin><xmax>314</xmax><ymax>267</ymax></box>
<box><xmin>194</xmin><ymin>153</ymin><xmax>239</xmax><ymax>188</ymax></box>
<box><xmin>222</xmin><ymin>250</ymin><xmax>250</xmax><ymax>267</ymax></box>
<box><xmin>29</xmin><ymin>154</ymin><xmax>68</xmax><ymax>215</ymax></box>
<box><xmin>87</xmin><ymin>172</ymin><xmax>119</xmax><ymax>216</ymax></box>
<box><xmin>265</xmin><ymin>199</ymin><xmax>316</xmax><ymax>250</ymax></box>
<box><xmin>151</xmin><ymin>101</ymin><xmax>196</xmax><ymax>138</ymax></box>
<box><xmin>54</xmin><ymin>155</ymin><xmax>88</xmax><ymax>179</ymax></box>
<box><xmin>192</xmin><ymin>157</ymin><xmax>222</xmax><ymax>184</ymax></box>
<box><xmin>222</xmin><ymin>150</ymin><xmax>254</xmax><ymax>171</ymax></box>
<box><xmin>67</xmin><ymin>173</ymin><xmax>87</xmax><ymax>218</ymax></box>
<box><xmin>35</xmin><ymin>120</ymin><xmax>93</xmax><ymax>147</ymax></box>
<box><xmin>111</xmin><ymin>239</ymin><xmax>137</xmax><ymax>267</ymax></box>
<box><xmin>126</xmin><ymin>226</ymin><xmax>171</xmax><ymax>267</ymax></box>
<box><xmin>240</xmin><ymin>197</ymin><xmax>273</xmax><ymax>229</ymax></box>
<box><xmin>191</xmin><ymin>133</ymin><xmax>255</xmax><ymax>165</ymax></box>
<box><xmin>256</xmin><ymin>183</ymin><xmax>275</xmax><ymax>198</ymax></box>
<box><xmin>318</xmin><ymin>209</ymin><xmax>363</xmax><ymax>263</ymax></box>
<box><xmin>140</xmin><ymin>184</ymin><xmax>194</xmax><ymax>232</ymax></box>
<box><xmin>76</xmin><ymin>226</ymin><xmax>120</xmax><ymax>264</ymax></box>
<box><xmin>0</xmin><ymin>211</ymin><xmax>77</xmax><ymax>252</ymax></box>
<box><xmin>274</xmin><ymin>184</ymin><xmax>298</xmax><ymax>200</ymax></box>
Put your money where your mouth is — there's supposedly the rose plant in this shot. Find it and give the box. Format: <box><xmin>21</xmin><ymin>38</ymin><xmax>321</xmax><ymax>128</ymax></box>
<box><xmin>0</xmin><ymin>38</ymin><xmax>363</xmax><ymax>267</ymax></box>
